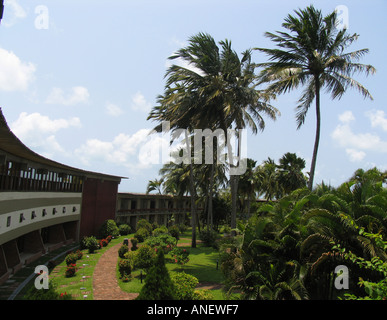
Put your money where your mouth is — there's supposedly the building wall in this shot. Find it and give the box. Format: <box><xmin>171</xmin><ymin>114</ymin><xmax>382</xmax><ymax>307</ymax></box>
<box><xmin>0</xmin><ymin>192</ymin><xmax>81</xmax><ymax>246</ymax></box>
<box><xmin>79</xmin><ymin>178</ymin><xmax>119</xmax><ymax>239</ymax></box>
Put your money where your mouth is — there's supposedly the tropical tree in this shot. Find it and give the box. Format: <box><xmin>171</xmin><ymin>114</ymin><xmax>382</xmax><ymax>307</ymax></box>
<box><xmin>146</xmin><ymin>178</ymin><xmax>164</xmax><ymax>194</ymax></box>
<box><xmin>149</xmin><ymin>32</ymin><xmax>279</xmax><ymax>241</ymax></box>
<box><xmin>256</xmin><ymin>5</ymin><xmax>376</xmax><ymax>190</ymax></box>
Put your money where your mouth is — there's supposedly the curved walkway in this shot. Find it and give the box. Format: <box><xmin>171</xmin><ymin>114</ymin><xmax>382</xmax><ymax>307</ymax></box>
<box><xmin>92</xmin><ymin>242</ymin><xmax>138</xmax><ymax>300</ymax></box>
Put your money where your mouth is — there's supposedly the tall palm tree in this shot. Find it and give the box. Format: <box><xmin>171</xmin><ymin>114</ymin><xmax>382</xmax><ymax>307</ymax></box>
<box><xmin>146</xmin><ymin>178</ymin><xmax>164</xmax><ymax>195</ymax></box>
<box><xmin>256</xmin><ymin>5</ymin><xmax>376</xmax><ymax>190</ymax></box>
<box><xmin>150</xmin><ymin>32</ymin><xmax>279</xmax><ymax>239</ymax></box>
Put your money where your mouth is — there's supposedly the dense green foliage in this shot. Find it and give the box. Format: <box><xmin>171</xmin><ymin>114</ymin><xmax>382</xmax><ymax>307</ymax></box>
<box><xmin>137</xmin><ymin>250</ymin><xmax>176</xmax><ymax>300</ymax></box>
<box><xmin>220</xmin><ymin>168</ymin><xmax>387</xmax><ymax>300</ymax></box>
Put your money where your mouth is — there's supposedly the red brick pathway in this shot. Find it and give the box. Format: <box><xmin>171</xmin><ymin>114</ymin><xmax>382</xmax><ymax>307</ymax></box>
<box><xmin>92</xmin><ymin>242</ymin><xmax>138</xmax><ymax>300</ymax></box>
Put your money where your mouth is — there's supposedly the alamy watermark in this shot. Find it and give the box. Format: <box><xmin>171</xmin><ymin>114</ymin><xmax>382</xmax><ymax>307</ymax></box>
<box><xmin>138</xmin><ymin>121</ymin><xmax>248</xmax><ymax>175</ymax></box>
<box><xmin>34</xmin><ymin>265</ymin><xmax>49</xmax><ymax>289</ymax></box>
<box><xmin>335</xmin><ymin>5</ymin><xmax>349</xmax><ymax>30</ymax></box>
<box><xmin>334</xmin><ymin>265</ymin><xmax>349</xmax><ymax>290</ymax></box>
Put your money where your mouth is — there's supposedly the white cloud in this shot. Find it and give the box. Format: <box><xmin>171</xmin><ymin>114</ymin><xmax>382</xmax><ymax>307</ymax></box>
<box><xmin>0</xmin><ymin>48</ymin><xmax>36</xmax><ymax>91</ymax></box>
<box><xmin>2</xmin><ymin>0</ymin><xmax>27</xmax><ymax>27</ymax></box>
<box><xmin>346</xmin><ymin>148</ymin><xmax>366</xmax><ymax>162</ymax></box>
<box><xmin>75</xmin><ymin>129</ymin><xmax>152</xmax><ymax>167</ymax></box>
<box><xmin>366</xmin><ymin>109</ymin><xmax>387</xmax><ymax>132</ymax></box>
<box><xmin>74</xmin><ymin>128</ymin><xmax>173</xmax><ymax>175</ymax></box>
<box><xmin>106</xmin><ymin>102</ymin><xmax>123</xmax><ymax>117</ymax></box>
<box><xmin>130</xmin><ymin>91</ymin><xmax>152</xmax><ymax>112</ymax></box>
<box><xmin>10</xmin><ymin>112</ymin><xmax>81</xmax><ymax>157</ymax></box>
<box><xmin>331</xmin><ymin>110</ymin><xmax>387</xmax><ymax>162</ymax></box>
<box><xmin>45</xmin><ymin>86</ymin><xmax>90</xmax><ymax>105</ymax></box>
<box><xmin>338</xmin><ymin>110</ymin><xmax>355</xmax><ymax>123</ymax></box>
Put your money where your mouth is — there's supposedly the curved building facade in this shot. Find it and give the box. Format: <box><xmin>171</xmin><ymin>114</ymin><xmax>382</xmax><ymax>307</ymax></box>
<box><xmin>0</xmin><ymin>109</ymin><xmax>123</xmax><ymax>285</ymax></box>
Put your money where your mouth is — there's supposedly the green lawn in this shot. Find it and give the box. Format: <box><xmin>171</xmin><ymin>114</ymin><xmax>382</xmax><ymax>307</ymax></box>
<box><xmin>118</xmin><ymin>231</ymin><xmax>227</xmax><ymax>300</ymax></box>
<box><xmin>19</xmin><ymin>229</ymin><xmax>228</xmax><ymax>300</ymax></box>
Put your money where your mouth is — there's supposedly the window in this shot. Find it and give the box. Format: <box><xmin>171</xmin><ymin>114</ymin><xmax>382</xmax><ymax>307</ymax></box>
<box><xmin>19</xmin><ymin>213</ymin><xmax>25</xmax><ymax>223</ymax></box>
<box><xmin>6</xmin><ymin>216</ymin><xmax>11</xmax><ymax>227</ymax></box>
<box><xmin>72</xmin><ymin>206</ymin><xmax>77</xmax><ymax>212</ymax></box>
<box><xmin>42</xmin><ymin>209</ymin><xmax>47</xmax><ymax>217</ymax></box>
<box><xmin>62</xmin><ymin>207</ymin><xmax>66</xmax><ymax>214</ymax></box>
<box><xmin>31</xmin><ymin>211</ymin><xmax>36</xmax><ymax>220</ymax></box>
<box><xmin>52</xmin><ymin>208</ymin><xmax>57</xmax><ymax>215</ymax></box>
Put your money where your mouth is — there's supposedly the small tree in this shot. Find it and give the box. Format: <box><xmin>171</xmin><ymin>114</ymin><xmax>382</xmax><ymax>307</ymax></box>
<box><xmin>99</xmin><ymin>219</ymin><xmax>120</xmax><ymax>238</ymax></box>
<box><xmin>137</xmin><ymin>250</ymin><xmax>176</xmax><ymax>300</ymax></box>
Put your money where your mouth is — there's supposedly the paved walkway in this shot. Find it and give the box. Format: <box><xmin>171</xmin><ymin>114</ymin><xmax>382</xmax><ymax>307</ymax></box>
<box><xmin>92</xmin><ymin>242</ymin><xmax>139</xmax><ymax>300</ymax></box>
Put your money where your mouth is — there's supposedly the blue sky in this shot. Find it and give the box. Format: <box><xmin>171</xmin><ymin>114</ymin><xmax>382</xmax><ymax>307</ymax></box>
<box><xmin>0</xmin><ymin>0</ymin><xmax>386</xmax><ymax>193</ymax></box>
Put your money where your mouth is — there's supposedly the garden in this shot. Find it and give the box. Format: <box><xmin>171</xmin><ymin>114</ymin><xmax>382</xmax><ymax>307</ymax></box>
<box><xmin>21</xmin><ymin>219</ymin><xmax>228</xmax><ymax>300</ymax></box>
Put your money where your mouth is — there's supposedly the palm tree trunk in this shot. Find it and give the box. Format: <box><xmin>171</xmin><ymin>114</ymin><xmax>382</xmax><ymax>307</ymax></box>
<box><xmin>208</xmin><ymin>163</ymin><xmax>215</xmax><ymax>230</ymax></box>
<box><xmin>185</xmin><ymin>130</ymin><xmax>197</xmax><ymax>248</ymax></box>
<box><xmin>308</xmin><ymin>77</ymin><xmax>321</xmax><ymax>190</ymax></box>
<box><xmin>227</xmin><ymin>129</ymin><xmax>240</xmax><ymax>236</ymax></box>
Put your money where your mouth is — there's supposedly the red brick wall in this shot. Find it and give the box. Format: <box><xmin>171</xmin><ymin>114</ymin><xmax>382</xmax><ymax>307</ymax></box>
<box><xmin>79</xmin><ymin>178</ymin><xmax>119</xmax><ymax>239</ymax></box>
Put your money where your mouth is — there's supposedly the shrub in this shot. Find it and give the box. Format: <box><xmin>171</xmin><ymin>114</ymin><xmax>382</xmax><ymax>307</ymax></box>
<box><xmin>145</xmin><ymin>234</ymin><xmax>176</xmax><ymax>253</ymax></box>
<box><xmin>118</xmin><ymin>244</ymin><xmax>129</xmax><ymax>258</ymax></box>
<box><xmin>119</xmin><ymin>224</ymin><xmax>131</xmax><ymax>236</ymax></box>
<box><xmin>131</xmin><ymin>238</ymin><xmax>138</xmax><ymax>251</ymax></box>
<box><xmin>106</xmin><ymin>235</ymin><xmax>112</xmax><ymax>243</ymax></box>
<box><xmin>65</xmin><ymin>253</ymin><xmax>78</xmax><ymax>266</ymax></box>
<box><xmin>199</xmin><ymin>229</ymin><xmax>220</xmax><ymax>248</ymax></box>
<box><xmin>178</xmin><ymin>223</ymin><xmax>188</xmax><ymax>233</ymax></box>
<box><xmin>124</xmin><ymin>251</ymin><xmax>137</xmax><ymax>270</ymax></box>
<box><xmin>168</xmin><ymin>225</ymin><xmax>180</xmax><ymax>240</ymax></box>
<box><xmin>65</xmin><ymin>264</ymin><xmax>77</xmax><ymax>277</ymax></box>
<box><xmin>75</xmin><ymin>249</ymin><xmax>83</xmax><ymax>260</ymax></box>
<box><xmin>192</xmin><ymin>289</ymin><xmax>214</xmax><ymax>300</ymax></box>
<box><xmin>152</xmin><ymin>225</ymin><xmax>168</xmax><ymax>236</ymax></box>
<box><xmin>99</xmin><ymin>238</ymin><xmax>109</xmax><ymax>248</ymax></box>
<box><xmin>118</xmin><ymin>259</ymin><xmax>132</xmax><ymax>278</ymax></box>
<box><xmin>171</xmin><ymin>272</ymin><xmax>198</xmax><ymax>300</ymax></box>
<box><xmin>134</xmin><ymin>227</ymin><xmax>150</xmax><ymax>243</ymax></box>
<box><xmin>170</xmin><ymin>247</ymin><xmax>190</xmax><ymax>266</ymax></box>
<box><xmin>137</xmin><ymin>250</ymin><xmax>176</xmax><ymax>300</ymax></box>
<box><xmin>84</xmin><ymin>236</ymin><xmax>99</xmax><ymax>253</ymax></box>
<box><xmin>136</xmin><ymin>219</ymin><xmax>152</xmax><ymax>233</ymax></box>
<box><xmin>99</xmin><ymin>219</ymin><xmax>120</xmax><ymax>238</ymax></box>
<box><xmin>135</xmin><ymin>244</ymin><xmax>156</xmax><ymax>271</ymax></box>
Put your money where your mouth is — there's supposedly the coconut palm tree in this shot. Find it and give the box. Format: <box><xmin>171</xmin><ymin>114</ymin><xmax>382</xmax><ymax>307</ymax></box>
<box><xmin>256</xmin><ymin>5</ymin><xmax>376</xmax><ymax>190</ymax></box>
<box><xmin>146</xmin><ymin>178</ymin><xmax>164</xmax><ymax>195</ymax></box>
<box><xmin>150</xmin><ymin>32</ymin><xmax>279</xmax><ymax>239</ymax></box>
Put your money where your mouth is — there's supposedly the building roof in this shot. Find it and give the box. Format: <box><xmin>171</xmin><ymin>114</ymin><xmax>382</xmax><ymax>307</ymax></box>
<box><xmin>0</xmin><ymin>108</ymin><xmax>126</xmax><ymax>182</ymax></box>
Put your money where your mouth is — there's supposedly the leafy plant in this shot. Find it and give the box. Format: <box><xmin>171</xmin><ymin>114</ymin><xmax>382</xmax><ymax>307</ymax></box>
<box><xmin>99</xmin><ymin>219</ymin><xmax>120</xmax><ymax>238</ymax></box>
<box><xmin>84</xmin><ymin>236</ymin><xmax>99</xmax><ymax>254</ymax></box>
<box><xmin>134</xmin><ymin>227</ymin><xmax>150</xmax><ymax>243</ymax></box>
<box><xmin>137</xmin><ymin>250</ymin><xmax>176</xmax><ymax>300</ymax></box>
<box><xmin>170</xmin><ymin>247</ymin><xmax>190</xmax><ymax>266</ymax></box>
<box><xmin>118</xmin><ymin>244</ymin><xmax>129</xmax><ymax>259</ymax></box>
<box><xmin>65</xmin><ymin>253</ymin><xmax>78</xmax><ymax>266</ymax></box>
<box><xmin>65</xmin><ymin>264</ymin><xmax>77</xmax><ymax>277</ymax></box>
<box><xmin>119</xmin><ymin>224</ymin><xmax>131</xmax><ymax>236</ymax></box>
<box><xmin>135</xmin><ymin>244</ymin><xmax>156</xmax><ymax>271</ymax></box>
<box><xmin>118</xmin><ymin>259</ymin><xmax>132</xmax><ymax>278</ymax></box>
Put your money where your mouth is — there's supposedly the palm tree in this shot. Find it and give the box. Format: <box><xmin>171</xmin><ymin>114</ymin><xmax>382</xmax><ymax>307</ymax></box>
<box><xmin>146</xmin><ymin>178</ymin><xmax>164</xmax><ymax>195</ymax></box>
<box><xmin>151</xmin><ymin>32</ymin><xmax>279</xmax><ymax>239</ymax></box>
<box><xmin>256</xmin><ymin>5</ymin><xmax>376</xmax><ymax>190</ymax></box>
<box><xmin>276</xmin><ymin>152</ymin><xmax>307</xmax><ymax>196</ymax></box>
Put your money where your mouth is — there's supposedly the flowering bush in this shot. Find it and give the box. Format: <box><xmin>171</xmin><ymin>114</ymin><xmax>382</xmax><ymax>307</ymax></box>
<box><xmin>65</xmin><ymin>264</ymin><xmax>77</xmax><ymax>277</ymax></box>
<box><xmin>106</xmin><ymin>235</ymin><xmax>112</xmax><ymax>242</ymax></box>
<box><xmin>100</xmin><ymin>238</ymin><xmax>108</xmax><ymax>248</ymax></box>
<box><xmin>170</xmin><ymin>247</ymin><xmax>190</xmax><ymax>266</ymax></box>
<box><xmin>145</xmin><ymin>234</ymin><xmax>176</xmax><ymax>253</ymax></box>
<box><xmin>75</xmin><ymin>249</ymin><xmax>83</xmax><ymax>260</ymax></box>
<box><xmin>65</xmin><ymin>253</ymin><xmax>78</xmax><ymax>266</ymax></box>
